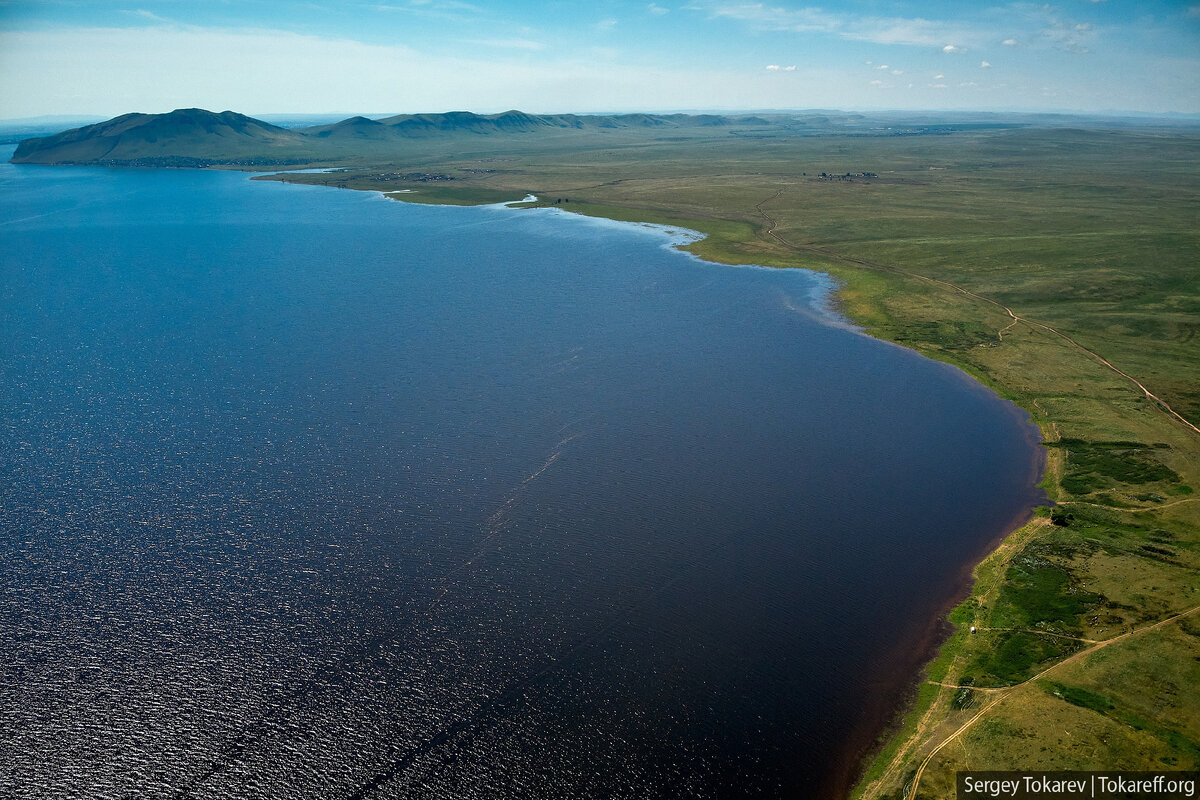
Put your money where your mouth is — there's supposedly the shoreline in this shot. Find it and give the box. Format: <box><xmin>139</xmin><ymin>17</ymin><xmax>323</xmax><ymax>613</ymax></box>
<box><xmin>265</xmin><ymin>177</ymin><xmax>1056</xmax><ymax>797</ymax></box>
<box><xmin>469</xmin><ymin>190</ymin><xmax>1057</xmax><ymax>799</ymax></box>
<box><xmin>834</xmin><ymin>483</ymin><xmax>1047</xmax><ymax>798</ymax></box>
<box><xmin>333</xmin><ymin>182</ymin><xmax>1058</xmax><ymax>798</ymax></box>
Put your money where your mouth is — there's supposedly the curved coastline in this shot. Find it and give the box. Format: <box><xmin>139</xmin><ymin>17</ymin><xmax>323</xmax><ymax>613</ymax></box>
<box><xmin>13</xmin><ymin>151</ymin><xmax>1045</xmax><ymax>795</ymax></box>
<box><xmin>244</xmin><ymin>173</ymin><xmax>1053</xmax><ymax>795</ymax></box>
<box><xmin>248</xmin><ymin>170</ymin><xmax>1200</xmax><ymax>794</ymax></box>
<box><xmin>372</xmin><ymin>186</ymin><xmax>1053</xmax><ymax>797</ymax></box>
<box><xmin>505</xmin><ymin>192</ymin><xmax>1052</xmax><ymax>798</ymax></box>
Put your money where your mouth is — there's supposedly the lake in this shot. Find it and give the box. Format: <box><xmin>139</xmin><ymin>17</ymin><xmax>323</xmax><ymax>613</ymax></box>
<box><xmin>0</xmin><ymin>150</ymin><xmax>1044</xmax><ymax>798</ymax></box>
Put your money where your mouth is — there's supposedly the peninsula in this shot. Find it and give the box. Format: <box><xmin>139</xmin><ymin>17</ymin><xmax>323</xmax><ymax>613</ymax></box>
<box><xmin>13</xmin><ymin>108</ymin><xmax>1199</xmax><ymax>798</ymax></box>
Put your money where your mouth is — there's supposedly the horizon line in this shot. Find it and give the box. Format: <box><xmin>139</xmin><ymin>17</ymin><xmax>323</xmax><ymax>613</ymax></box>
<box><xmin>4</xmin><ymin>107</ymin><xmax>1200</xmax><ymax>126</ymax></box>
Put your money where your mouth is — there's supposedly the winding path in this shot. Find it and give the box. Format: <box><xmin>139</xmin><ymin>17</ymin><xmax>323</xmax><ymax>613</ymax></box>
<box><xmin>906</xmin><ymin>604</ymin><xmax>1200</xmax><ymax>798</ymax></box>
<box><xmin>752</xmin><ymin>189</ymin><xmax>1200</xmax><ymax>438</ymax></box>
<box><xmin>1122</xmin><ymin>497</ymin><xmax>1200</xmax><ymax>514</ymax></box>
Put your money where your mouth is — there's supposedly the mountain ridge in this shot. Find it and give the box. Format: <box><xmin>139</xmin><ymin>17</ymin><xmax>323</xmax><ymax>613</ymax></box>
<box><xmin>9</xmin><ymin>107</ymin><xmax>780</xmax><ymax>165</ymax></box>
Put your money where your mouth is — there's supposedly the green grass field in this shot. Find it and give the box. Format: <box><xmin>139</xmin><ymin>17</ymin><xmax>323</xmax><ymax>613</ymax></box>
<box><xmin>259</xmin><ymin>119</ymin><xmax>1200</xmax><ymax>798</ymax></box>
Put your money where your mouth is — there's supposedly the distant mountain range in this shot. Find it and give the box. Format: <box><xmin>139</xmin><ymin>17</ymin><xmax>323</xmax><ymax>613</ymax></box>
<box><xmin>11</xmin><ymin>107</ymin><xmax>1197</xmax><ymax>167</ymax></box>
<box><xmin>9</xmin><ymin>107</ymin><xmax>778</xmax><ymax>166</ymax></box>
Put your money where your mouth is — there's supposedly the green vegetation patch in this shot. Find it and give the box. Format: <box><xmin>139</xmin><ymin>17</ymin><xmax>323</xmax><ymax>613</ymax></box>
<box><xmin>951</xmin><ymin>685</ymin><xmax>978</xmax><ymax>710</ymax></box>
<box><xmin>993</xmin><ymin>550</ymin><xmax>1103</xmax><ymax>633</ymax></box>
<box><xmin>1051</xmin><ymin>503</ymin><xmax>1198</xmax><ymax>570</ymax></box>
<box><xmin>878</xmin><ymin>319</ymin><xmax>999</xmax><ymax>352</ymax></box>
<box><xmin>1046</xmin><ymin>681</ymin><xmax>1115</xmax><ymax>714</ymax></box>
<box><xmin>1047</xmin><ymin>438</ymin><xmax>1184</xmax><ymax>495</ymax></box>
<box><xmin>1044</xmin><ymin>681</ymin><xmax>1200</xmax><ymax>763</ymax></box>
<box><xmin>964</xmin><ymin>630</ymin><xmax>1082</xmax><ymax>687</ymax></box>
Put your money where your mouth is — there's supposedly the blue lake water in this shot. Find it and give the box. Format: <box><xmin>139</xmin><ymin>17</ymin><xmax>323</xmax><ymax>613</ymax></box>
<box><xmin>0</xmin><ymin>149</ymin><xmax>1044</xmax><ymax>798</ymax></box>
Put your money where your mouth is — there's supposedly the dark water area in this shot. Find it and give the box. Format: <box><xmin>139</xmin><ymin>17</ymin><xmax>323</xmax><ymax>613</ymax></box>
<box><xmin>0</xmin><ymin>149</ymin><xmax>1044</xmax><ymax>799</ymax></box>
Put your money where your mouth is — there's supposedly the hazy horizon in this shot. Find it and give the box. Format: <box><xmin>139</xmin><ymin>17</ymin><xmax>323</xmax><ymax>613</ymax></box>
<box><xmin>3</xmin><ymin>106</ymin><xmax>1199</xmax><ymax>129</ymax></box>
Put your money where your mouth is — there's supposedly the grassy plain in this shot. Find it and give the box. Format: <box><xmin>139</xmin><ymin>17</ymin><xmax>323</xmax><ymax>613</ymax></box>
<box><xmin>260</xmin><ymin>118</ymin><xmax>1200</xmax><ymax>797</ymax></box>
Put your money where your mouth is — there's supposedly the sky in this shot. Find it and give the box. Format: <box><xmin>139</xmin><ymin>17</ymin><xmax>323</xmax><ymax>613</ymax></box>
<box><xmin>0</xmin><ymin>0</ymin><xmax>1198</xmax><ymax>119</ymax></box>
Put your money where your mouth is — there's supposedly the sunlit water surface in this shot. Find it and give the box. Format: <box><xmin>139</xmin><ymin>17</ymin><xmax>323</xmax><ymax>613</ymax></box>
<box><xmin>0</xmin><ymin>153</ymin><xmax>1044</xmax><ymax>798</ymax></box>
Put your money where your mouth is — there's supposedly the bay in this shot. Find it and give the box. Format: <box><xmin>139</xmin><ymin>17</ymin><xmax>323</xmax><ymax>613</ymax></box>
<box><xmin>0</xmin><ymin>150</ymin><xmax>1044</xmax><ymax>798</ymax></box>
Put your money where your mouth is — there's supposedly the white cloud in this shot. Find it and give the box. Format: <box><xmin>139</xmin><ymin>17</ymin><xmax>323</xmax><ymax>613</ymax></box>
<box><xmin>1002</xmin><ymin>38</ymin><xmax>1018</xmax><ymax>46</ymax></box>
<box><xmin>411</xmin><ymin>0</ymin><xmax>482</xmax><ymax>9</ymax></box>
<box><xmin>765</xmin><ymin>64</ymin><xmax>797</xmax><ymax>71</ymax></box>
<box><xmin>932</xmin><ymin>83</ymin><xmax>948</xmax><ymax>88</ymax></box>
<box><xmin>934</xmin><ymin>73</ymin><xmax>944</xmax><ymax>79</ymax></box>
<box><xmin>127</xmin><ymin>9</ymin><xmax>170</xmax><ymax>23</ymax></box>
<box><xmin>371</xmin><ymin>0</ymin><xmax>482</xmax><ymax>18</ymax></box>
<box><xmin>694</xmin><ymin>3</ymin><xmax>839</xmax><ymax>33</ymax></box>
<box><xmin>877</xmin><ymin>64</ymin><xmax>889</xmax><ymax>69</ymax></box>
<box><xmin>647</xmin><ymin>3</ymin><xmax>670</xmax><ymax>15</ymax></box>
<box><xmin>942</xmin><ymin>44</ymin><xmax>963</xmax><ymax>53</ymax></box>
<box><xmin>1010</xmin><ymin>3</ymin><xmax>1095</xmax><ymax>54</ymax></box>
<box><xmin>840</xmin><ymin>18</ymin><xmax>984</xmax><ymax>48</ymax></box>
<box><xmin>891</xmin><ymin>69</ymin><xmax>903</xmax><ymax>75</ymax></box>
<box><xmin>469</xmin><ymin>38</ymin><xmax>545</xmax><ymax>50</ymax></box>
<box><xmin>869</xmin><ymin>79</ymin><xmax>886</xmax><ymax>87</ymax></box>
<box><xmin>595</xmin><ymin>17</ymin><xmax>619</xmax><ymax>33</ymax></box>
<box><xmin>980</xmin><ymin>60</ymin><xmax>991</xmax><ymax>68</ymax></box>
<box><xmin>690</xmin><ymin>3</ymin><xmax>989</xmax><ymax>48</ymax></box>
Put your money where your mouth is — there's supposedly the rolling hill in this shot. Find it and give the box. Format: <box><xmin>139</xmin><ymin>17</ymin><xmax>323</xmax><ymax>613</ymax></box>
<box><xmin>10</xmin><ymin>109</ymin><xmax>307</xmax><ymax>166</ymax></box>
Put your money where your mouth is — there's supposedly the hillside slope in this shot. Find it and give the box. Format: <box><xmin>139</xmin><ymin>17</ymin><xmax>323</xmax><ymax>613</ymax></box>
<box><xmin>11</xmin><ymin>108</ymin><xmax>307</xmax><ymax>165</ymax></box>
